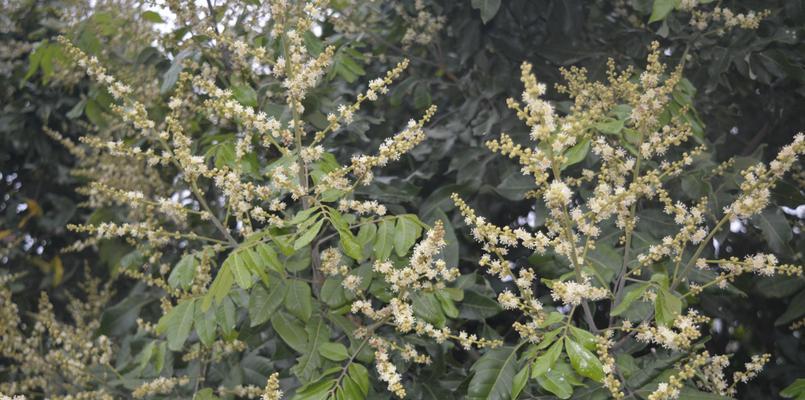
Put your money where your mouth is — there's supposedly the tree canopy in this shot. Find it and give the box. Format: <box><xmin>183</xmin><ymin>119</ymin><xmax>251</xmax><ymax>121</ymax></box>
<box><xmin>1</xmin><ymin>1</ymin><xmax>804</xmax><ymax>399</ymax></box>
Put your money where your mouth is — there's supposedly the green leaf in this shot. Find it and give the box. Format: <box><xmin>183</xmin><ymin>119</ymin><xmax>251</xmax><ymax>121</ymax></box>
<box><xmin>342</xmin><ymin>376</ymin><xmax>364</xmax><ymax>400</ymax></box>
<box><xmin>202</xmin><ymin>263</ymin><xmax>233</xmax><ymax>311</ymax></box>
<box><xmin>414</xmin><ymin>83</ymin><xmax>432</xmax><ymax>109</ymax></box>
<box><xmin>565</xmin><ymin>338</ymin><xmax>604</xmax><ymax>382</ymax></box>
<box><xmin>240</xmin><ymin>247</ymin><xmax>269</xmax><ymax>285</ymax></box>
<box><xmin>249</xmin><ymin>280</ymin><xmax>287</xmax><ymax>327</ymax></box>
<box><xmin>216</xmin><ymin>296</ymin><xmax>236</xmax><ymax>335</ymax></box>
<box><xmin>271</xmin><ymin>311</ymin><xmax>308</xmax><ymax>353</ymax></box>
<box><xmin>655</xmin><ymin>288</ymin><xmax>682</xmax><ymax>326</ymax></box>
<box><xmin>412</xmin><ymin>292</ymin><xmax>446</xmax><ymax>327</ymax></box>
<box><xmin>168</xmin><ymin>254</ymin><xmax>197</xmax><ymax>289</ymax></box>
<box><xmin>229</xmin><ymin>251</ymin><xmax>254</xmax><ymax>289</ymax></box>
<box><xmin>775</xmin><ymin>290</ymin><xmax>805</xmax><ymax>326</ymax></box>
<box><xmin>295</xmin><ymin>218</ymin><xmax>324</xmax><ymax>250</ymax></box>
<box><xmin>561</xmin><ymin>138</ymin><xmax>590</xmax><ymax>170</ymax></box>
<box><xmin>648</xmin><ymin>0</ymin><xmax>678</xmax><ymax>23</ymax></box>
<box><xmin>615</xmin><ymin>354</ymin><xmax>638</xmax><ymax>379</ymax></box>
<box><xmin>142</xmin><ymin>10</ymin><xmax>164</xmax><ymax>23</ymax></box>
<box><xmin>650</xmin><ymin>273</ymin><xmax>670</xmax><ymax>289</ymax></box>
<box><xmin>286</xmin><ymin>248</ymin><xmax>312</xmax><ymax>272</ymax></box>
<box><xmin>594</xmin><ymin>118</ymin><xmax>624</xmax><ymax>134</ymax></box>
<box><xmin>536</xmin><ymin>366</ymin><xmax>573</xmax><ymax>399</ymax></box>
<box><xmin>531</xmin><ymin>340</ymin><xmax>563</xmax><ymax>378</ymax></box>
<box><xmin>327</xmin><ymin>207</ymin><xmax>350</xmax><ymax>232</ymax></box>
<box><xmin>195</xmin><ymin>304</ymin><xmax>217</xmax><ymax>346</ymax></box>
<box><xmin>338</xmin><ymin>51</ymin><xmax>366</xmax><ymax>77</ymax></box>
<box><xmin>156</xmin><ymin>299</ymin><xmax>195</xmax><ymax>351</ymax></box>
<box><xmin>334</xmin><ymin>52</ymin><xmax>363</xmax><ymax>83</ymax></box>
<box><xmin>348</xmin><ymin>364</ymin><xmax>370</xmax><ymax>396</ymax></box>
<box><xmin>394</xmin><ymin>214</ymin><xmax>422</xmax><ymax>257</ymax></box>
<box><xmin>781</xmin><ymin>379</ymin><xmax>805</xmax><ymax>399</ymax></box>
<box><xmin>319</xmin><ymin>342</ymin><xmax>350</xmax><ymax>361</ymax></box>
<box><xmin>538</xmin><ymin>312</ymin><xmax>565</xmax><ymax>328</ymax></box>
<box><xmin>232</xmin><ymin>83</ymin><xmax>258</xmax><ymax>108</ymax></box>
<box><xmin>160</xmin><ymin>49</ymin><xmax>192</xmax><ymax>94</ymax></box>
<box><xmin>612</xmin><ymin>283</ymin><xmax>649</xmax><ymax>316</ymax></box>
<box><xmin>339</xmin><ymin>229</ymin><xmax>364</xmax><ymax>261</ymax></box>
<box><xmin>254</xmin><ymin>243</ymin><xmax>284</xmax><ymax>275</ymax></box>
<box><xmin>352</xmin><ymin>264</ymin><xmax>373</xmax><ymax>293</ymax></box>
<box><xmin>292</xmin><ymin>378</ymin><xmax>336</xmax><ymax>400</ymax></box>
<box><xmin>356</xmin><ymin>223</ymin><xmax>377</xmax><ymax>246</ymax></box>
<box><xmin>66</xmin><ymin>99</ymin><xmax>86</xmax><ymax>119</ymax></box>
<box><xmin>289</xmin><ymin>207</ymin><xmax>319</xmax><ymax>225</ymax></box>
<box><xmin>194</xmin><ymin>388</ymin><xmax>219</xmax><ymax>400</ymax></box>
<box><xmin>99</xmin><ymin>293</ymin><xmax>151</xmax><ymax>336</ymax></box>
<box><xmin>134</xmin><ymin>340</ymin><xmax>155</xmax><ymax>374</ymax></box>
<box><xmin>495</xmin><ymin>171</ymin><xmax>537</xmax><ymax>201</ymax></box>
<box><xmin>471</xmin><ymin>0</ymin><xmax>502</xmax><ymax>24</ymax></box>
<box><xmin>293</xmin><ymin>316</ymin><xmax>329</xmax><ymax>383</ymax></box>
<box><xmin>459</xmin><ymin>289</ymin><xmax>502</xmax><ymax>320</ymax></box>
<box><xmin>536</xmin><ymin>328</ymin><xmax>562</xmax><ymax>350</ymax></box>
<box><xmin>39</xmin><ymin>43</ymin><xmax>57</xmax><ymax>79</ymax></box>
<box><xmin>512</xmin><ymin>365</ymin><xmax>530</xmax><ymax>399</ymax></box>
<box><xmin>285</xmin><ymin>280</ymin><xmax>313</xmax><ymax>321</ymax></box>
<box><xmin>435</xmin><ymin>290</ymin><xmax>460</xmax><ymax>319</ymax></box>
<box><xmin>303</xmin><ymin>30</ymin><xmax>324</xmax><ymax>55</ymax></box>
<box><xmin>374</xmin><ymin>220</ymin><xmax>395</xmax><ymax>260</ymax></box>
<box><xmin>754</xmin><ymin>210</ymin><xmax>794</xmax><ymax>257</ymax></box>
<box><xmin>468</xmin><ymin>346</ymin><xmax>519</xmax><ymax>400</ymax></box>
<box><xmin>23</xmin><ymin>41</ymin><xmax>44</xmax><ymax>81</ymax></box>
<box><xmin>210</xmin><ymin>141</ymin><xmax>235</xmax><ymax>169</ymax></box>
<box><xmin>756</xmin><ymin>276</ymin><xmax>804</xmax><ymax>298</ymax></box>
<box><xmin>444</xmin><ymin>287</ymin><xmax>464</xmax><ymax>301</ymax></box>
<box><xmin>320</xmin><ymin>276</ymin><xmax>348</xmax><ymax>308</ymax></box>
<box><xmin>84</xmin><ymin>99</ymin><xmax>104</xmax><ymax>126</ymax></box>
<box><xmin>569</xmin><ymin>326</ymin><xmax>597</xmax><ymax>351</ymax></box>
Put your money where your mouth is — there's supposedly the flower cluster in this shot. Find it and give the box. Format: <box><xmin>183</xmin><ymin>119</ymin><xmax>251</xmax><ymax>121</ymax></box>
<box><xmin>648</xmin><ymin>352</ymin><xmax>709</xmax><ymax>400</ymax></box>
<box><xmin>726</xmin><ymin>134</ymin><xmax>805</xmax><ymax>219</ymax></box>
<box><xmin>318</xmin><ymin>59</ymin><xmax>410</xmax><ymax>141</ymax></box>
<box><xmin>689</xmin><ymin>6</ymin><xmax>769</xmax><ymax>32</ymax></box>
<box><xmin>647</xmin><ymin>351</ymin><xmax>769</xmax><ymax>400</ymax></box>
<box><xmin>596</xmin><ymin>332</ymin><xmax>625</xmax><ymax>400</ymax></box>
<box><xmin>261</xmin><ymin>372</ymin><xmax>283</xmax><ymax>400</ymax></box>
<box><xmin>338</xmin><ymin>199</ymin><xmax>387</xmax><ymax>216</ymax></box>
<box><xmin>132</xmin><ymin>376</ymin><xmax>190</xmax><ymax>398</ymax></box>
<box><xmin>324</xmin><ymin>105</ymin><xmax>437</xmax><ymax>189</ymax></box>
<box><xmin>690</xmin><ymin>253</ymin><xmax>802</xmax><ymax>295</ymax></box>
<box><xmin>0</xmin><ymin>275</ymin><xmax>114</xmax><ymax>397</ymax></box>
<box><xmin>349</xmin><ymin>221</ymin><xmax>501</xmax><ymax>393</ymax></box>
<box><xmin>396</xmin><ymin>0</ymin><xmax>445</xmax><ymax>48</ymax></box>
<box><xmin>550</xmin><ymin>276</ymin><xmax>609</xmax><ymax>307</ymax></box>
<box><xmin>319</xmin><ymin>247</ymin><xmax>348</xmax><ymax>276</ymax></box>
<box><xmin>374</xmin><ymin>221</ymin><xmax>458</xmax><ymax>295</ymax></box>
<box><xmin>217</xmin><ymin>384</ymin><xmax>263</xmax><ymax>398</ymax></box>
<box><xmin>633</xmin><ymin>311</ymin><xmax>709</xmax><ymax>351</ymax></box>
<box><xmin>370</xmin><ymin>337</ymin><xmax>406</xmax><ymax>398</ymax></box>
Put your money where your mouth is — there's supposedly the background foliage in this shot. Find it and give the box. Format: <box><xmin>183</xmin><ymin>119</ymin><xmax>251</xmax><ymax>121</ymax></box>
<box><xmin>1</xmin><ymin>0</ymin><xmax>804</xmax><ymax>399</ymax></box>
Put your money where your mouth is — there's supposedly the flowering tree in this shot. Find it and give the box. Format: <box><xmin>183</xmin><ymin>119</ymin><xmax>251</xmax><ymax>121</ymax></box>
<box><xmin>1</xmin><ymin>0</ymin><xmax>804</xmax><ymax>399</ymax></box>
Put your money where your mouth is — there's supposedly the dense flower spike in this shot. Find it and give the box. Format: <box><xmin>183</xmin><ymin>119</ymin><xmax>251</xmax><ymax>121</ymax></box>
<box><xmin>132</xmin><ymin>377</ymin><xmax>190</xmax><ymax>398</ymax></box>
<box><xmin>261</xmin><ymin>373</ymin><xmax>283</xmax><ymax>400</ymax></box>
<box><xmin>0</xmin><ymin>274</ymin><xmax>114</xmax><ymax>397</ymax></box>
